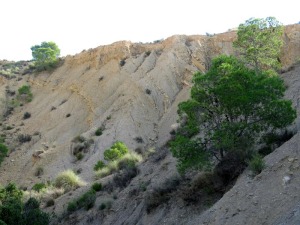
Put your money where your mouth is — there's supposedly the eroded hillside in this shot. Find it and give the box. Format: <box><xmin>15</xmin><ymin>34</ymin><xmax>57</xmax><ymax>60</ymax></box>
<box><xmin>0</xmin><ymin>24</ymin><xmax>300</xmax><ymax>225</ymax></box>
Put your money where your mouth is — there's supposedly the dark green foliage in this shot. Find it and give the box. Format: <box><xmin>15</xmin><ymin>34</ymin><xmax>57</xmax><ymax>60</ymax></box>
<box><xmin>22</xmin><ymin>198</ymin><xmax>50</xmax><ymax>225</ymax></box>
<box><xmin>0</xmin><ymin>143</ymin><xmax>8</xmax><ymax>166</ymax></box>
<box><xmin>95</xmin><ymin>127</ymin><xmax>103</xmax><ymax>136</ymax></box>
<box><xmin>23</xmin><ymin>112</ymin><xmax>31</xmax><ymax>120</ymax></box>
<box><xmin>0</xmin><ymin>184</ymin><xmax>49</xmax><ymax>225</ymax></box>
<box><xmin>171</xmin><ymin>55</ymin><xmax>296</xmax><ymax>173</ymax></box>
<box><xmin>93</xmin><ymin>160</ymin><xmax>106</xmax><ymax>171</ymax></box>
<box><xmin>104</xmin><ymin>141</ymin><xmax>129</xmax><ymax>161</ymax></box>
<box><xmin>67</xmin><ymin>190</ymin><xmax>96</xmax><ymax>212</ymax></box>
<box><xmin>31</xmin><ymin>41</ymin><xmax>60</xmax><ymax>71</ymax></box>
<box><xmin>170</xmin><ymin>135</ymin><xmax>210</xmax><ymax>173</ymax></box>
<box><xmin>32</xmin><ymin>183</ymin><xmax>46</xmax><ymax>192</ymax></box>
<box><xmin>91</xmin><ymin>183</ymin><xmax>102</xmax><ymax>192</ymax></box>
<box><xmin>248</xmin><ymin>154</ymin><xmax>265</xmax><ymax>175</ymax></box>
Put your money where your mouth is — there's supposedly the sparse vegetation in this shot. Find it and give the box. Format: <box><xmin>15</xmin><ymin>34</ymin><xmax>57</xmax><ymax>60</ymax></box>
<box><xmin>94</xmin><ymin>160</ymin><xmax>106</xmax><ymax>171</ymax></box>
<box><xmin>248</xmin><ymin>154</ymin><xmax>265</xmax><ymax>175</ymax></box>
<box><xmin>95</xmin><ymin>127</ymin><xmax>104</xmax><ymax>136</ymax></box>
<box><xmin>23</xmin><ymin>112</ymin><xmax>31</xmax><ymax>120</ymax></box>
<box><xmin>18</xmin><ymin>134</ymin><xmax>32</xmax><ymax>143</ymax></box>
<box><xmin>17</xmin><ymin>85</ymin><xmax>33</xmax><ymax>102</ymax></box>
<box><xmin>32</xmin><ymin>183</ymin><xmax>46</xmax><ymax>192</ymax></box>
<box><xmin>146</xmin><ymin>176</ymin><xmax>181</xmax><ymax>213</ymax></box>
<box><xmin>91</xmin><ymin>182</ymin><xmax>102</xmax><ymax>192</ymax></box>
<box><xmin>0</xmin><ymin>143</ymin><xmax>9</xmax><ymax>166</ymax></box>
<box><xmin>96</xmin><ymin>152</ymin><xmax>142</xmax><ymax>178</ymax></box>
<box><xmin>34</xmin><ymin>166</ymin><xmax>44</xmax><ymax>176</ymax></box>
<box><xmin>67</xmin><ymin>190</ymin><xmax>96</xmax><ymax>212</ymax></box>
<box><xmin>54</xmin><ymin>170</ymin><xmax>86</xmax><ymax>192</ymax></box>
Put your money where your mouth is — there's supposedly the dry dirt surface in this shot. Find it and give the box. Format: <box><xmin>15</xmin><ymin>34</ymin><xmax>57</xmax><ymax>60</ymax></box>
<box><xmin>0</xmin><ymin>24</ymin><xmax>299</xmax><ymax>225</ymax></box>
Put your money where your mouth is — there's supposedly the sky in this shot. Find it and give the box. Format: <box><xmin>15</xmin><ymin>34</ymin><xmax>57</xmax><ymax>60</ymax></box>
<box><xmin>1</xmin><ymin>0</ymin><xmax>299</xmax><ymax>61</ymax></box>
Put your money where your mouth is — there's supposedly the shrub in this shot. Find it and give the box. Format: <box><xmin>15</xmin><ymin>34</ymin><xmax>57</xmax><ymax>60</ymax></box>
<box><xmin>32</xmin><ymin>183</ymin><xmax>46</xmax><ymax>192</ymax></box>
<box><xmin>94</xmin><ymin>160</ymin><xmax>106</xmax><ymax>171</ymax></box>
<box><xmin>17</xmin><ymin>85</ymin><xmax>33</xmax><ymax>102</ymax></box>
<box><xmin>113</xmin><ymin>166</ymin><xmax>139</xmax><ymax>189</ymax></box>
<box><xmin>34</xmin><ymin>166</ymin><xmax>44</xmax><ymax>176</ymax></box>
<box><xmin>95</xmin><ymin>127</ymin><xmax>103</xmax><ymax>136</ymax></box>
<box><xmin>67</xmin><ymin>190</ymin><xmax>96</xmax><ymax>212</ymax></box>
<box><xmin>134</xmin><ymin>136</ymin><xmax>144</xmax><ymax>143</ymax></box>
<box><xmin>146</xmin><ymin>176</ymin><xmax>181</xmax><ymax>213</ymax></box>
<box><xmin>145</xmin><ymin>89</ymin><xmax>151</xmax><ymax>95</ymax></box>
<box><xmin>45</xmin><ymin>199</ymin><xmax>55</xmax><ymax>207</ymax></box>
<box><xmin>104</xmin><ymin>141</ymin><xmax>129</xmax><ymax>161</ymax></box>
<box><xmin>95</xmin><ymin>152</ymin><xmax>142</xmax><ymax>178</ymax></box>
<box><xmin>18</xmin><ymin>134</ymin><xmax>32</xmax><ymax>143</ymax></box>
<box><xmin>91</xmin><ymin>183</ymin><xmax>102</xmax><ymax>192</ymax></box>
<box><xmin>119</xmin><ymin>59</ymin><xmax>126</xmax><ymax>67</ymax></box>
<box><xmin>99</xmin><ymin>200</ymin><xmax>112</xmax><ymax>210</ymax></box>
<box><xmin>54</xmin><ymin>170</ymin><xmax>86</xmax><ymax>192</ymax></box>
<box><xmin>76</xmin><ymin>153</ymin><xmax>84</xmax><ymax>161</ymax></box>
<box><xmin>23</xmin><ymin>112</ymin><xmax>31</xmax><ymax>120</ymax></box>
<box><xmin>248</xmin><ymin>154</ymin><xmax>265</xmax><ymax>175</ymax></box>
<box><xmin>0</xmin><ymin>143</ymin><xmax>9</xmax><ymax>166</ymax></box>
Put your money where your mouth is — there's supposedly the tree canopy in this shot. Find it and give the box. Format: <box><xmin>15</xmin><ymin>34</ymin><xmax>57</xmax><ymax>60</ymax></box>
<box><xmin>31</xmin><ymin>41</ymin><xmax>60</xmax><ymax>71</ymax></box>
<box><xmin>233</xmin><ymin>17</ymin><xmax>283</xmax><ymax>74</ymax></box>
<box><xmin>171</xmin><ymin>55</ymin><xmax>296</xmax><ymax>173</ymax></box>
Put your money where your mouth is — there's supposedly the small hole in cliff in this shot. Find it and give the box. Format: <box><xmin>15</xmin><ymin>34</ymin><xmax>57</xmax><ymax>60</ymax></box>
<box><xmin>145</xmin><ymin>89</ymin><xmax>151</xmax><ymax>95</ymax></box>
<box><xmin>66</xmin><ymin>113</ymin><xmax>71</xmax><ymax>118</ymax></box>
<box><xmin>99</xmin><ymin>76</ymin><xmax>104</xmax><ymax>81</ymax></box>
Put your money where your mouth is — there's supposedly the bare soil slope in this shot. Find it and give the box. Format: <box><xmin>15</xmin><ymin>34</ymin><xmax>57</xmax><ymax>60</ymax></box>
<box><xmin>0</xmin><ymin>24</ymin><xmax>299</xmax><ymax>225</ymax></box>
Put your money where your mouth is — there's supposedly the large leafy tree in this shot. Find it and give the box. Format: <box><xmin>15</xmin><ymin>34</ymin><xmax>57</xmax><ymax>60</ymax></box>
<box><xmin>233</xmin><ymin>17</ymin><xmax>283</xmax><ymax>74</ymax></box>
<box><xmin>171</xmin><ymin>55</ymin><xmax>296</xmax><ymax>173</ymax></box>
<box><xmin>31</xmin><ymin>41</ymin><xmax>60</xmax><ymax>71</ymax></box>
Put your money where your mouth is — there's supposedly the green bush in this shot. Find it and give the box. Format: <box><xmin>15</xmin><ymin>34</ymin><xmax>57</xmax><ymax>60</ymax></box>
<box><xmin>95</xmin><ymin>127</ymin><xmax>103</xmax><ymax>136</ymax></box>
<box><xmin>0</xmin><ymin>143</ymin><xmax>9</xmax><ymax>166</ymax></box>
<box><xmin>32</xmin><ymin>183</ymin><xmax>46</xmax><ymax>192</ymax></box>
<box><xmin>104</xmin><ymin>141</ymin><xmax>128</xmax><ymax>161</ymax></box>
<box><xmin>249</xmin><ymin>154</ymin><xmax>265</xmax><ymax>175</ymax></box>
<box><xmin>54</xmin><ymin>170</ymin><xmax>85</xmax><ymax>192</ymax></box>
<box><xmin>91</xmin><ymin>182</ymin><xmax>102</xmax><ymax>192</ymax></box>
<box><xmin>95</xmin><ymin>152</ymin><xmax>142</xmax><ymax>178</ymax></box>
<box><xmin>17</xmin><ymin>85</ymin><xmax>33</xmax><ymax>102</ymax></box>
<box><xmin>67</xmin><ymin>190</ymin><xmax>96</xmax><ymax>212</ymax></box>
<box><xmin>94</xmin><ymin>160</ymin><xmax>106</xmax><ymax>171</ymax></box>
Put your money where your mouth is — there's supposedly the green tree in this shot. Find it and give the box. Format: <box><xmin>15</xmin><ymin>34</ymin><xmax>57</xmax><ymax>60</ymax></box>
<box><xmin>171</xmin><ymin>55</ymin><xmax>296</xmax><ymax>173</ymax></box>
<box><xmin>233</xmin><ymin>17</ymin><xmax>283</xmax><ymax>74</ymax></box>
<box><xmin>31</xmin><ymin>41</ymin><xmax>60</xmax><ymax>71</ymax></box>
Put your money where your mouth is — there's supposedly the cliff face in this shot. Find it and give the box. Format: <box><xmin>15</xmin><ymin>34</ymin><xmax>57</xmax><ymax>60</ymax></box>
<box><xmin>0</xmin><ymin>24</ymin><xmax>300</xmax><ymax>225</ymax></box>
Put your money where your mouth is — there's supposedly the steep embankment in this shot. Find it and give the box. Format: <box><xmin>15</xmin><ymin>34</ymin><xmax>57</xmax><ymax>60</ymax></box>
<box><xmin>0</xmin><ymin>24</ymin><xmax>299</xmax><ymax>225</ymax></box>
